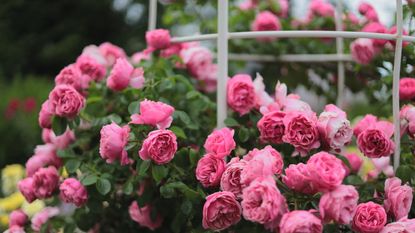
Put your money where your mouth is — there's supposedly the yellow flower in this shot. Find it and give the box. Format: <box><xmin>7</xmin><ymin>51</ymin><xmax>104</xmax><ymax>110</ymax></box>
<box><xmin>0</xmin><ymin>213</ymin><xmax>9</xmax><ymax>227</ymax></box>
<box><xmin>2</xmin><ymin>164</ymin><xmax>25</xmax><ymax>196</ymax></box>
<box><xmin>21</xmin><ymin>200</ymin><xmax>45</xmax><ymax>218</ymax></box>
<box><xmin>0</xmin><ymin>192</ymin><xmax>25</xmax><ymax>212</ymax></box>
<box><xmin>61</xmin><ymin>167</ymin><xmax>68</xmax><ymax>178</ymax></box>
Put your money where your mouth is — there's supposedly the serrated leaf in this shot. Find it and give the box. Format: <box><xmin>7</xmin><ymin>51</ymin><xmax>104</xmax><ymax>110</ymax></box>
<box><xmin>170</xmin><ymin>126</ymin><xmax>187</xmax><ymax>139</ymax></box>
<box><xmin>65</xmin><ymin>159</ymin><xmax>81</xmax><ymax>173</ymax></box>
<box><xmin>96</xmin><ymin>178</ymin><xmax>111</xmax><ymax>195</ymax></box>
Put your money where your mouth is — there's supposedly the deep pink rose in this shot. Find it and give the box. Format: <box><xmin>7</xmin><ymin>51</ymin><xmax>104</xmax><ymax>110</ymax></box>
<box><xmin>38</xmin><ymin>100</ymin><xmax>53</xmax><ymax>129</ymax></box>
<box><xmin>18</xmin><ymin>177</ymin><xmax>36</xmax><ymax>203</ymax></box>
<box><xmin>307</xmin><ymin>152</ymin><xmax>346</xmax><ymax>192</ymax></box>
<box><xmin>357</xmin><ymin>122</ymin><xmax>395</xmax><ymax>158</ymax></box>
<box><xmin>257</xmin><ymin>111</ymin><xmax>286</xmax><ymax>144</ymax></box>
<box><xmin>76</xmin><ymin>54</ymin><xmax>106</xmax><ymax>81</ymax></box>
<box><xmin>227</xmin><ymin>74</ymin><xmax>256</xmax><ymax>116</ymax></box>
<box><xmin>32</xmin><ymin>166</ymin><xmax>60</xmax><ymax>199</ymax></box>
<box><xmin>283</xmin><ymin>163</ymin><xmax>318</xmax><ymax>195</ymax></box>
<box><xmin>99</xmin><ymin>42</ymin><xmax>126</xmax><ymax>66</ymax></box>
<box><xmin>359</xmin><ymin>3</ymin><xmax>379</xmax><ymax>22</ymax></box>
<box><xmin>55</xmin><ymin>64</ymin><xmax>88</xmax><ymax>92</ymax></box>
<box><xmin>203</xmin><ymin>127</ymin><xmax>236</xmax><ymax>159</ymax></box>
<box><xmin>388</xmin><ymin>27</ymin><xmax>410</xmax><ymax>48</ymax></box>
<box><xmin>362</xmin><ymin>22</ymin><xmax>388</xmax><ymax>47</ymax></box>
<box><xmin>220</xmin><ymin>158</ymin><xmax>247</xmax><ymax>199</ymax></box>
<box><xmin>251</xmin><ymin>11</ymin><xmax>281</xmax><ymax>42</ymax></box>
<box><xmin>130</xmin><ymin>100</ymin><xmax>175</xmax><ymax>129</ymax></box>
<box><xmin>317</xmin><ymin>104</ymin><xmax>352</xmax><ymax>152</ymax></box>
<box><xmin>139</xmin><ymin>129</ymin><xmax>177</xmax><ymax>165</ymax></box>
<box><xmin>399</xmin><ymin>78</ymin><xmax>415</xmax><ymax>100</ymax></box>
<box><xmin>242</xmin><ymin>177</ymin><xmax>287</xmax><ymax>225</ymax></box>
<box><xmin>129</xmin><ymin>201</ymin><xmax>162</xmax><ymax>230</ymax></box>
<box><xmin>202</xmin><ymin>191</ymin><xmax>241</xmax><ymax>231</ymax></box>
<box><xmin>146</xmin><ymin>29</ymin><xmax>171</xmax><ymax>50</ymax></box>
<box><xmin>99</xmin><ymin>123</ymin><xmax>131</xmax><ymax>165</ymax></box>
<box><xmin>31</xmin><ymin>207</ymin><xmax>59</xmax><ymax>232</ymax></box>
<box><xmin>48</xmin><ymin>85</ymin><xmax>85</xmax><ymax>118</ymax></box>
<box><xmin>106</xmin><ymin>58</ymin><xmax>133</xmax><ymax>91</ymax></box>
<box><xmin>354</xmin><ymin>114</ymin><xmax>378</xmax><ymax>137</ymax></box>
<box><xmin>384</xmin><ymin>177</ymin><xmax>413</xmax><ymax>220</ymax></box>
<box><xmin>350</xmin><ymin>38</ymin><xmax>376</xmax><ymax>65</ymax></box>
<box><xmin>195</xmin><ymin>153</ymin><xmax>226</xmax><ymax>188</ymax></box>
<box><xmin>400</xmin><ymin>105</ymin><xmax>415</xmax><ymax>137</ymax></box>
<box><xmin>59</xmin><ymin>178</ymin><xmax>88</xmax><ymax>207</ymax></box>
<box><xmin>343</xmin><ymin>152</ymin><xmax>363</xmax><ymax>174</ymax></box>
<box><xmin>352</xmin><ymin>202</ymin><xmax>387</xmax><ymax>233</ymax></box>
<box><xmin>282</xmin><ymin>111</ymin><xmax>320</xmax><ymax>157</ymax></box>
<box><xmin>380</xmin><ymin>218</ymin><xmax>415</xmax><ymax>233</ymax></box>
<box><xmin>319</xmin><ymin>185</ymin><xmax>359</xmax><ymax>224</ymax></box>
<box><xmin>279</xmin><ymin>210</ymin><xmax>323</xmax><ymax>233</ymax></box>
<box><xmin>9</xmin><ymin>210</ymin><xmax>27</xmax><ymax>227</ymax></box>
<box><xmin>26</xmin><ymin>144</ymin><xmax>62</xmax><ymax>177</ymax></box>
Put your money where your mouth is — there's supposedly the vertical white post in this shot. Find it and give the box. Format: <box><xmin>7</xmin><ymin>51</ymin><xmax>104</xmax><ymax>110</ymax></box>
<box><xmin>335</xmin><ymin>0</ymin><xmax>345</xmax><ymax>108</ymax></box>
<box><xmin>148</xmin><ymin>0</ymin><xmax>157</xmax><ymax>31</ymax></box>
<box><xmin>217</xmin><ymin>0</ymin><xmax>229</xmax><ymax>128</ymax></box>
<box><xmin>392</xmin><ymin>0</ymin><xmax>403</xmax><ymax>171</ymax></box>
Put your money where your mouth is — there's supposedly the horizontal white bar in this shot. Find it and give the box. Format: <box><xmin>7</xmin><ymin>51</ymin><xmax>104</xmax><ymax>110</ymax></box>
<box><xmin>171</xmin><ymin>34</ymin><xmax>217</xmax><ymax>43</ymax></box>
<box><xmin>227</xmin><ymin>53</ymin><xmax>353</xmax><ymax>62</ymax></box>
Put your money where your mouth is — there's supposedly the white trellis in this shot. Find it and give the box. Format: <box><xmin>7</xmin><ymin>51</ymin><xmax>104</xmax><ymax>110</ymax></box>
<box><xmin>148</xmin><ymin>0</ymin><xmax>415</xmax><ymax>170</ymax></box>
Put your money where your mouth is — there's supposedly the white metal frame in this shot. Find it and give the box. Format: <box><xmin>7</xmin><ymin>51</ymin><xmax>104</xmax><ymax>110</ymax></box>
<box><xmin>148</xmin><ymin>0</ymin><xmax>413</xmax><ymax>170</ymax></box>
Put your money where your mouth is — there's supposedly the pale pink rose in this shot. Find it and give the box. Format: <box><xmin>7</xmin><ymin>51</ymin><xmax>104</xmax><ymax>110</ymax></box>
<box><xmin>6</xmin><ymin>225</ymin><xmax>25</xmax><ymax>233</ymax></box>
<box><xmin>26</xmin><ymin>144</ymin><xmax>62</xmax><ymax>177</ymax></box>
<box><xmin>283</xmin><ymin>163</ymin><xmax>318</xmax><ymax>195</ymax></box>
<box><xmin>343</xmin><ymin>153</ymin><xmax>363</xmax><ymax>174</ymax></box>
<box><xmin>129</xmin><ymin>67</ymin><xmax>145</xmax><ymax>89</ymax></box>
<box><xmin>242</xmin><ymin>177</ymin><xmax>287</xmax><ymax>225</ymax></box>
<box><xmin>380</xmin><ymin>218</ymin><xmax>415</xmax><ymax>233</ymax></box>
<box><xmin>38</xmin><ymin>100</ymin><xmax>53</xmax><ymax>129</ymax></box>
<box><xmin>350</xmin><ymin>38</ymin><xmax>376</xmax><ymax>65</ymax></box>
<box><xmin>203</xmin><ymin>127</ymin><xmax>236</xmax><ymax>159</ymax></box>
<box><xmin>317</xmin><ymin>104</ymin><xmax>353</xmax><ymax>152</ymax></box>
<box><xmin>357</xmin><ymin>120</ymin><xmax>395</xmax><ymax>158</ymax></box>
<box><xmin>243</xmin><ymin>146</ymin><xmax>284</xmax><ymax>175</ymax></box>
<box><xmin>129</xmin><ymin>201</ymin><xmax>162</xmax><ymax>230</ymax></box>
<box><xmin>354</xmin><ymin>114</ymin><xmax>378</xmax><ymax>137</ymax></box>
<box><xmin>276</xmin><ymin>0</ymin><xmax>289</xmax><ymax>18</ymax></box>
<box><xmin>227</xmin><ymin>74</ymin><xmax>256</xmax><ymax>116</ymax></box>
<box><xmin>279</xmin><ymin>210</ymin><xmax>323</xmax><ymax>233</ymax></box>
<box><xmin>258</xmin><ymin>111</ymin><xmax>286</xmax><ymax>144</ymax></box>
<box><xmin>42</xmin><ymin>128</ymin><xmax>75</xmax><ymax>150</ymax></box>
<box><xmin>145</xmin><ymin>29</ymin><xmax>171</xmax><ymax>50</ymax></box>
<box><xmin>9</xmin><ymin>210</ymin><xmax>28</xmax><ymax>227</ymax></box>
<box><xmin>369</xmin><ymin>157</ymin><xmax>394</xmax><ymax>179</ymax></box>
<box><xmin>195</xmin><ymin>154</ymin><xmax>226</xmax><ymax>188</ymax></box>
<box><xmin>307</xmin><ymin>152</ymin><xmax>346</xmax><ymax>192</ymax></box>
<box><xmin>48</xmin><ymin>85</ymin><xmax>85</xmax><ymax>118</ymax></box>
<box><xmin>346</xmin><ymin>13</ymin><xmax>360</xmax><ymax>25</ymax></box>
<box><xmin>319</xmin><ymin>185</ymin><xmax>359</xmax><ymax>224</ymax></box>
<box><xmin>384</xmin><ymin>177</ymin><xmax>413</xmax><ymax>220</ymax></box>
<box><xmin>352</xmin><ymin>202</ymin><xmax>387</xmax><ymax>233</ymax></box>
<box><xmin>31</xmin><ymin>207</ymin><xmax>59</xmax><ymax>232</ymax></box>
<box><xmin>160</xmin><ymin>43</ymin><xmax>182</xmax><ymax>58</ymax></box>
<box><xmin>399</xmin><ymin>78</ymin><xmax>415</xmax><ymax>100</ymax></box>
<box><xmin>131</xmin><ymin>47</ymin><xmax>154</xmax><ymax>64</ymax></box>
<box><xmin>99</xmin><ymin>123</ymin><xmax>131</xmax><ymax>166</ymax></box>
<box><xmin>32</xmin><ymin>166</ymin><xmax>59</xmax><ymax>199</ymax></box>
<box><xmin>55</xmin><ymin>64</ymin><xmax>88</xmax><ymax>92</ymax></box>
<box><xmin>180</xmin><ymin>46</ymin><xmax>213</xmax><ymax>78</ymax></box>
<box><xmin>194</xmin><ymin>63</ymin><xmax>217</xmax><ymax>93</ymax></box>
<box><xmin>139</xmin><ymin>129</ymin><xmax>177</xmax><ymax>165</ymax></box>
<box><xmin>81</xmin><ymin>45</ymin><xmax>107</xmax><ymax>66</ymax></box>
<box><xmin>99</xmin><ymin>42</ymin><xmax>126</xmax><ymax>66</ymax></box>
<box><xmin>220</xmin><ymin>158</ymin><xmax>247</xmax><ymax>199</ymax></box>
<box><xmin>130</xmin><ymin>100</ymin><xmax>175</xmax><ymax>129</ymax></box>
<box><xmin>400</xmin><ymin>105</ymin><xmax>415</xmax><ymax>137</ymax></box>
<box><xmin>239</xmin><ymin>0</ymin><xmax>258</xmax><ymax>10</ymax></box>
<box><xmin>240</xmin><ymin>149</ymin><xmax>277</xmax><ymax>187</ymax></box>
<box><xmin>275</xmin><ymin>82</ymin><xmax>313</xmax><ymax>114</ymax></box>
<box><xmin>59</xmin><ymin>178</ymin><xmax>88</xmax><ymax>207</ymax></box>
<box><xmin>202</xmin><ymin>191</ymin><xmax>241</xmax><ymax>231</ymax></box>
<box><xmin>18</xmin><ymin>177</ymin><xmax>36</xmax><ymax>203</ymax></box>
<box><xmin>106</xmin><ymin>58</ymin><xmax>133</xmax><ymax>91</ymax></box>
<box><xmin>282</xmin><ymin>111</ymin><xmax>320</xmax><ymax>157</ymax></box>
<box><xmin>253</xmin><ymin>73</ymin><xmax>274</xmax><ymax>108</ymax></box>
<box><xmin>309</xmin><ymin>0</ymin><xmax>334</xmax><ymax>17</ymax></box>
<box><xmin>251</xmin><ymin>11</ymin><xmax>281</xmax><ymax>42</ymax></box>
<box><xmin>362</xmin><ymin>22</ymin><xmax>388</xmax><ymax>47</ymax></box>
<box><xmin>76</xmin><ymin>54</ymin><xmax>106</xmax><ymax>81</ymax></box>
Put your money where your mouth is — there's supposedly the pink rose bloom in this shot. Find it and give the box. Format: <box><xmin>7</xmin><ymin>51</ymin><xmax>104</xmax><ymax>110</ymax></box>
<box><xmin>243</xmin><ymin>146</ymin><xmax>284</xmax><ymax>176</ymax></box>
<box><xmin>343</xmin><ymin>152</ymin><xmax>363</xmax><ymax>174</ymax></box>
<box><xmin>129</xmin><ymin>201</ymin><xmax>162</xmax><ymax>230</ymax></box>
<box><xmin>180</xmin><ymin>46</ymin><xmax>213</xmax><ymax>78</ymax></box>
<box><xmin>194</xmin><ymin>63</ymin><xmax>217</xmax><ymax>93</ymax></box>
<box><xmin>227</xmin><ymin>74</ymin><xmax>256</xmax><ymax>116</ymax></box>
<box><xmin>354</xmin><ymin>114</ymin><xmax>378</xmax><ymax>137</ymax></box>
<box><xmin>317</xmin><ymin>104</ymin><xmax>353</xmax><ymax>152</ymax></box>
<box><xmin>160</xmin><ymin>43</ymin><xmax>182</xmax><ymax>58</ymax></box>
<box><xmin>106</xmin><ymin>58</ymin><xmax>133</xmax><ymax>91</ymax></box>
<box><xmin>282</xmin><ymin>111</ymin><xmax>320</xmax><ymax>157</ymax></box>
<box><xmin>359</xmin><ymin>3</ymin><xmax>379</xmax><ymax>22</ymax></box>
<box><xmin>48</xmin><ymin>85</ymin><xmax>85</xmax><ymax>118</ymax></box>
<box><xmin>145</xmin><ymin>29</ymin><xmax>171</xmax><ymax>50</ymax></box>
<box><xmin>131</xmin><ymin>47</ymin><xmax>154</xmax><ymax>64</ymax></box>
<box><xmin>32</xmin><ymin>166</ymin><xmax>60</xmax><ymax>199</ymax></box>
<box><xmin>253</xmin><ymin>73</ymin><xmax>274</xmax><ymax>108</ymax></box>
<box><xmin>139</xmin><ymin>129</ymin><xmax>177</xmax><ymax>165</ymax></box>
<box><xmin>309</xmin><ymin>0</ymin><xmax>334</xmax><ymax>17</ymax></box>
<box><xmin>384</xmin><ymin>177</ymin><xmax>413</xmax><ymax>220</ymax></box>
<box><xmin>369</xmin><ymin>157</ymin><xmax>394</xmax><ymax>179</ymax></box>
<box><xmin>279</xmin><ymin>210</ymin><xmax>323</xmax><ymax>233</ymax></box>
<box><xmin>220</xmin><ymin>158</ymin><xmax>247</xmax><ymax>199</ymax></box>
<box><xmin>31</xmin><ymin>207</ymin><xmax>59</xmax><ymax>232</ymax></box>
<box><xmin>380</xmin><ymin>218</ymin><xmax>415</xmax><ymax>233</ymax></box>
<box><xmin>362</xmin><ymin>22</ymin><xmax>388</xmax><ymax>47</ymax></box>
<box><xmin>99</xmin><ymin>42</ymin><xmax>126</xmax><ymax>66</ymax></box>
<box><xmin>364</xmin><ymin>9</ymin><xmax>379</xmax><ymax>22</ymax></box>
<box><xmin>59</xmin><ymin>178</ymin><xmax>88</xmax><ymax>207</ymax></box>
<box><xmin>38</xmin><ymin>100</ymin><xmax>53</xmax><ymax>129</ymax></box>
<box><xmin>319</xmin><ymin>185</ymin><xmax>359</xmax><ymax>224</ymax></box>
<box><xmin>357</xmin><ymin>121</ymin><xmax>395</xmax><ymax>158</ymax></box>
<box><xmin>239</xmin><ymin>0</ymin><xmax>258</xmax><ymax>10</ymax></box>
<box><xmin>18</xmin><ymin>177</ymin><xmax>36</xmax><ymax>203</ymax></box>
<box><xmin>130</xmin><ymin>100</ymin><xmax>175</xmax><ymax>129</ymax></box>
<box><xmin>26</xmin><ymin>144</ymin><xmax>62</xmax><ymax>177</ymax></box>
<box><xmin>258</xmin><ymin>111</ymin><xmax>286</xmax><ymax>144</ymax></box>
<box><xmin>203</xmin><ymin>127</ymin><xmax>236</xmax><ymax>159</ymax></box>
<box><xmin>202</xmin><ymin>191</ymin><xmax>242</xmax><ymax>231</ymax></box>
<box><xmin>399</xmin><ymin>78</ymin><xmax>415</xmax><ymax>100</ymax></box>
<box><xmin>7</xmin><ymin>225</ymin><xmax>25</xmax><ymax>233</ymax></box>
<box><xmin>346</xmin><ymin>13</ymin><xmax>360</xmax><ymax>25</ymax></box>
<box><xmin>240</xmin><ymin>150</ymin><xmax>276</xmax><ymax>187</ymax></box>
<box><xmin>99</xmin><ymin>123</ymin><xmax>131</xmax><ymax>166</ymax></box>
<box><xmin>350</xmin><ymin>38</ymin><xmax>376</xmax><ymax>65</ymax></box>
<box><xmin>55</xmin><ymin>64</ymin><xmax>88</xmax><ymax>92</ymax></box>
<box><xmin>352</xmin><ymin>202</ymin><xmax>387</xmax><ymax>233</ymax></box>
<box><xmin>283</xmin><ymin>163</ymin><xmax>318</xmax><ymax>195</ymax></box>
<box><xmin>251</xmin><ymin>11</ymin><xmax>281</xmax><ymax>42</ymax></box>
<box><xmin>277</xmin><ymin>0</ymin><xmax>289</xmax><ymax>18</ymax></box>
<box><xmin>195</xmin><ymin>154</ymin><xmax>226</xmax><ymax>188</ymax></box>
<box><xmin>242</xmin><ymin>177</ymin><xmax>287</xmax><ymax>225</ymax></box>
<box><xmin>76</xmin><ymin>54</ymin><xmax>106</xmax><ymax>81</ymax></box>
<box><xmin>400</xmin><ymin>105</ymin><xmax>415</xmax><ymax>137</ymax></box>
<box><xmin>358</xmin><ymin>2</ymin><xmax>375</xmax><ymax>15</ymax></box>
<box><xmin>307</xmin><ymin>152</ymin><xmax>346</xmax><ymax>192</ymax></box>
<box><xmin>129</xmin><ymin>67</ymin><xmax>145</xmax><ymax>89</ymax></box>
<box><xmin>49</xmin><ymin>129</ymin><xmax>75</xmax><ymax>150</ymax></box>
<box><xmin>9</xmin><ymin>210</ymin><xmax>27</xmax><ymax>227</ymax></box>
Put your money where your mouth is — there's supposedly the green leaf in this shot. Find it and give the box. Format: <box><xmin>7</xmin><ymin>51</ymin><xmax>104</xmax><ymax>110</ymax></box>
<box><xmin>123</xmin><ymin>180</ymin><xmax>133</xmax><ymax>195</ymax></box>
<box><xmin>108</xmin><ymin>114</ymin><xmax>122</xmax><ymax>124</ymax></box>
<box><xmin>171</xmin><ymin>212</ymin><xmax>186</xmax><ymax>233</ymax></box>
<box><xmin>160</xmin><ymin>185</ymin><xmax>176</xmax><ymax>198</ymax></box>
<box><xmin>152</xmin><ymin>165</ymin><xmax>169</xmax><ymax>183</ymax></box>
<box><xmin>335</xmin><ymin>154</ymin><xmax>351</xmax><ymax>171</ymax></box>
<box><xmin>180</xmin><ymin>200</ymin><xmax>192</xmax><ymax>215</ymax></box>
<box><xmin>159</xmin><ymin>78</ymin><xmax>174</xmax><ymax>92</ymax></box>
<box><xmin>170</xmin><ymin>126</ymin><xmax>187</xmax><ymax>139</ymax></box>
<box><xmin>174</xmin><ymin>110</ymin><xmax>191</xmax><ymax>125</ymax></box>
<box><xmin>128</xmin><ymin>101</ymin><xmax>140</xmax><ymax>115</ymax></box>
<box><xmin>238</xmin><ymin>127</ymin><xmax>250</xmax><ymax>142</ymax></box>
<box><xmin>57</xmin><ymin>149</ymin><xmax>75</xmax><ymax>158</ymax></box>
<box><xmin>186</xmin><ymin>90</ymin><xmax>200</xmax><ymax>99</ymax></box>
<box><xmin>189</xmin><ymin>149</ymin><xmax>200</xmax><ymax>168</ymax></box>
<box><xmin>65</xmin><ymin>159</ymin><xmax>81</xmax><ymax>173</ymax></box>
<box><xmin>52</xmin><ymin>116</ymin><xmax>67</xmax><ymax>135</ymax></box>
<box><xmin>396</xmin><ymin>165</ymin><xmax>413</xmax><ymax>183</ymax></box>
<box><xmin>81</xmin><ymin>174</ymin><xmax>98</xmax><ymax>186</ymax></box>
<box><xmin>224</xmin><ymin>117</ymin><xmax>239</xmax><ymax>127</ymax></box>
<box><xmin>138</xmin><ymin>160</ymin><xmax>151</xmax><ymax>176</ymax></box>
<box><xmin>162</xmin><ymin>182</ymin><xmax>200</xmax><ymax>201</ymax></box>
<box><xmin>344</xmin><ymin>175</ymin><xmax>364</xmax><ymax>186</ymax></box>
<box><xmin>64</xmin><ymin>223</ymin><xmax>76</xmax><ymax>233</ymax></box>
<box><xmin>96</xmin><ymin>178</ymin><xmax>111</xmax><ymax>195</ymax></box>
